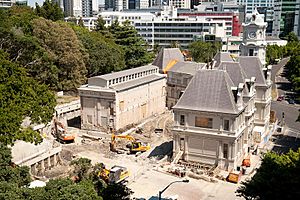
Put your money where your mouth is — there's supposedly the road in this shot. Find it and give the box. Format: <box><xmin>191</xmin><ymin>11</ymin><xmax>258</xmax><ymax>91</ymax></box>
<box><xmin>271</xmin><ymin>101</ymin><xmax>300</xmax><ymax>131</ymax></box>
<box><xmin>271</xmin><ymin>57</ymin><xmax>290</xmax><ymax>98</ymax></box>
<box><xmin>270</xmin><ymin>57</ymin><xmax>300</xmax><ymax>140</ymax></box>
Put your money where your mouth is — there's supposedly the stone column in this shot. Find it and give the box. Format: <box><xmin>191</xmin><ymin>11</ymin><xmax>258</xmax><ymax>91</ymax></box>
<box><xmin>184</xmin><ymin>136</ymin><xmax>188</xmax><ymax>161</ymax></box>
<box><xmin>53</xmin><ymin>154</ymin><xmax>57</xmax><ymax>166</ymax></box>
<box><xmin>47</xmin><ymin>156</ymin><xmax>51</xmax><ymax>170</ymax></box>
<box><xmin>229</xmin><ymin>143</ymin><xmax>232</xmax><ymax>160</ymax></box>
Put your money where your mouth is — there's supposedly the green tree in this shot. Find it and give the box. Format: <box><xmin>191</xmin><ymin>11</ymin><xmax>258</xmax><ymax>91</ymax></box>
<box><xmin>71</xmin><ymin>158</ymin><xmax>93</xmax><ymax>182</ymax></box>
<box><xmin>236</xmin><ymin>149</ymin><xmax>300</xmax><ymax>200</ymax></box>
<box><xmin>109</xmin><ymin>20</ymin><xmax>153</xmax><ymax>68</ymax></box>
<box><xmin>101</xmin><ymin>183</ymin><xmax>133</xmax><ymax>200</ymax></box>
<box><xmin>0</xmin><ymin>144</ymin><xmax>31</xmax><ymax>186</ymax></box>
<box><xmin>285</xmin><ymin>55</ymin><xmax>300</xmax><ymax>94</ymax></box>
<box><xmin>31</xmin><ymin>18</ymin><xmax>87</xmax><ymax>91</ymax></box>
<box><xmin>73</xmin><ymin>25</ymin><xmax>125</xmax><ymax>77</ymax></box>
<box><xmin>188</xmin><ymin>41</ymin><xmax>221</xmax><ymax>63</ymax></box>
<box><xmin>35</xmin><ymin>0</ymin><xmax>64</xmax><ymax>21</ymax></box>
<box><xmin>0</xmin><ymin>52</ymin><xmax>56</xmax><ymax>145</ymax></box>
<box><xmin>287</xmin><ymin>32</ymin><xmax>299</xmax><ymax>43</ymax></box>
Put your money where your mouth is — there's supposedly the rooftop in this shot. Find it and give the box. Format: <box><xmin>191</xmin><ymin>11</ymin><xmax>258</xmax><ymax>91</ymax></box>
<box><xmin>168</xmin><ymin>61</ymin><xmax>206</xmax><ymax>75</ymax></box>
<box><xmin>174</xmin><ymin>70</ymin><xmax>239</xmax><ymax>114</ymax></box>
<box><xmin>97</xmin><ymin>65</ymin><xmax>158</xmax><ymax>81</ymax></box>
<box><xmin>237</xmin><ymin>56</ymin><xmax>266</xmax><ymax>86</ymax></box>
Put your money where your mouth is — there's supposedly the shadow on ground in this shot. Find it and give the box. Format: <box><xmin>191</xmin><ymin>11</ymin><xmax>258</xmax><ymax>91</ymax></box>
<box><xmin>271</xmin><ymin>135</ymin><xmax>300</xmax><ymax>154</ymax></box>
<box><xmin>148</xmin><ymin>141</ymin><xmax>173</xmax><ymax>159</ymax></box>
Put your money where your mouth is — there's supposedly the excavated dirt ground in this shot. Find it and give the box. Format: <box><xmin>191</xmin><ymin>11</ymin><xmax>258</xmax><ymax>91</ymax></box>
<box><xmin>45</xmin><ymin>111</ymin><xmax>174</xmax><ymax>180</ymax></box>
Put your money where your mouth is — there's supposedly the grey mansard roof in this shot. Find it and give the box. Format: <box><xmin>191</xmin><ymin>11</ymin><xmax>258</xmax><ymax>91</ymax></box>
<box><xmin>174</xmin><ymin>70</ymin><xmax>239</xmax><ymax>114</ymax></box>
<box><xmin>152</xmin><ymin>48</ymin><xmax>184</xmax><ymax>71</ymax></box>
<box><xmin>214</xmin><ymin>52</ymin><xmax>234</xmax><ymax>68</ymax></box>
<box><xmin>218</xmin><ymin>62</ymin><xmax>247</xmax><ymax>87</ymax></box>
<box><xmin>168</xmin><ymin>61</ymin><xmax>206</xmax><ymax>75</ymax></box>
<box><xmin>237</xmin><ymin>56</ymin><xmax>266</xmax><ymax>86</ymax></box>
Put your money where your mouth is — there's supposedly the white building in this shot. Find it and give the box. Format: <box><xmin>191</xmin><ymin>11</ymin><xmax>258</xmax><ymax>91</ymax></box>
<box><xmin>0</xmin><ymin>0</ymin><xmax>15</xmax><ymax>7</ymax></box>
<box><xmin>99</xmin><ymin>6</ymin><xmax>235</xmax><ymax>47</ymax></box>
<box><xmin>78</xmin><ymin>65</ymin><xmax>167</xmax><ymax>132</ymax></box>
<box><xmin>236</xmin><ymin>0</ymin><xmax>276</xmax><ymax>36</ymax></box>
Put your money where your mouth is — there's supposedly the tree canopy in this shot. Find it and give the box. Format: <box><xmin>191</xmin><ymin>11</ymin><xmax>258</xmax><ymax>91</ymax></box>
<box><xmin>236</xmin><ymin>149</ymin><xmax>300</xmax><ymax>200</ymax></box>
<box><xmin>0</xmin><ymin>52</ymin><xmax>56</xmax><ymax>145</ymax></box>
<box><xmin>31</xmin><ymin>18</ymin><xmax>87</xmax><ymax>91</ymax></box>
<box><xmin>73</xmin><ymin>25</ymin><xmax>125</xmax><ymax>76</ymax></box>
<box><xmin>35</xmin><ymin>0</ymin><xmax>64</xmax><ymax>21</ymax></box>
<box><xmin>188</xmin><ymin>41</ymin><xmax>222</xmax><ymax>63</ymax></box>
<box><xmin>109</xmin><ymin>20</ymin><xmax>153</xmax><ymax>68</ymax></box>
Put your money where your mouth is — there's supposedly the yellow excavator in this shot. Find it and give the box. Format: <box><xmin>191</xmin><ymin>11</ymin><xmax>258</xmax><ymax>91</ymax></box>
<box><xmin>110</xmin><ymin>133</ymin><xmax>150</xmax><ymax>154</ymax></box>
<box><xmin>98</xmin><ymin>163</ymin><xmax>130</xmax><ymax>184</ymax></box>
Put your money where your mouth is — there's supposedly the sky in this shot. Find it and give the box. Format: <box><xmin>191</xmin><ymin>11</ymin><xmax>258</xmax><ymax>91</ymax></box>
<box><xmin>27</xmin><ymin>0</ymin><xmax>45</xmax><ymax>7</ymax></box>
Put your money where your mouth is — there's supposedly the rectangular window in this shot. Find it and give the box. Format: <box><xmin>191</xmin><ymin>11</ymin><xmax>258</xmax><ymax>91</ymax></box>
<box><xmin>224</xmin><ymin>120</ymin><xmax>230</xmax><ymax>131</ymax></box>
<box><xmin>195</xmin><ymin>117</ymin><xmax>213</xmax><ymax>128</ymax></box>
<box><xmin>223</xmin><ymin>143</ymin><xmax>228</xmax><ymax>159</ymax></box>
<box><xmin>180</xmin><ymin>115</ymin><xmax>185</xmax><ymax>125</ymax></box>
<box><xmin>249</xmin><ymin>49</ymin><xmax>254</xmax><ymax>56</ymax></box>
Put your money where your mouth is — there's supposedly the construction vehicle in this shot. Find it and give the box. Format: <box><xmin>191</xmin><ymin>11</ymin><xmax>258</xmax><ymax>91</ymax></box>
<box><xmin>242</xmin><ymin>154</ymin><xmax>251</xmax><ymax>167</ymax></box>
<box><xmin>52</xmin><ymin>118</ymin><xmax>75</xmax><ymax>143</ymax></box>
<box><xmin>98</xmin><ymin>163</ymin><xmax>129</xmax><ymax>184</ymax></box>
<box><xmin>110</xmin><ymin>133</ymin><xmax>150</xmax><ymax>154</ymax></box>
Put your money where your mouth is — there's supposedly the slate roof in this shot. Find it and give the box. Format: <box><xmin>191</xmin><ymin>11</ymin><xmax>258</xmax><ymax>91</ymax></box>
<box><xmin>152</xmin><ymin>48</ymin><xmax>184</xmax><ymax>71</ymax></box>
<box><xmin>80</xmin><ymin>74</ymin><xmax>165</xmax><ymax>93</ymax></box>
<box><xmin>213</xmin><ymin>52</ymin><xmax>234</xmax><ymax>68</ymax></box>
<box><xmin>237</xmin><ymin>56</ymin><xmax>266</xmax><ymax>86</ymax></box>
<box><xmin>98</xmin><ymin>64</ymin><xmax>158</xmax><ymax>80</ymax></box>
<box><xmin>111</xmin><ymin>74</ymin><xmax>165</xmax><ymax>92</ymax></box>
<box><xmin>168</xmin><ymin>61</ymin><xmax>206</xmax><ymax>75</ymax></box>
<box><xmin>174</xmin><ymin>70</ymin><xmax>239</xmax><ymax>114</ymax></box>
<box><xmin>218</xmin><ymin>62</ymin><xmax>247</xmax><ymax>87</ymax></box>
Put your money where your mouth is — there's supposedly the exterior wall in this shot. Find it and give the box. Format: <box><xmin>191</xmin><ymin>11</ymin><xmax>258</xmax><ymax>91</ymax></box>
<box><xmin>115</xmin><ymin>78</ymin><xmax>167</xmax><ymax>130</ymax></box>
<box><xmin>80</xmin><ymin>90</ymin><xmax>116</xmax><ymax>131</ymax></box>
<box><xmin>166</xmin><ymin>71</ymin><xmax>193</xmax><ymax>108</ymax></box>
<box><xmin>172</xmin><ymin>109</ymin><xmax>247</xmax><ymax>170</ymax></box>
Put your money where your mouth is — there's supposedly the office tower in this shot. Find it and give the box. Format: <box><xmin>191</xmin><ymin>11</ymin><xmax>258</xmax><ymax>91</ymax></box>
<box><xmin>82</xmin><ymin>0</ymin><xmax>93</xmax><ymax>17</ymax></box>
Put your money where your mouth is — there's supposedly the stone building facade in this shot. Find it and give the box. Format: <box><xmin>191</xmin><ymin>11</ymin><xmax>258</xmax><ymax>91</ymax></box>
<box><xmin>79</xmin><ymin>65</ymin><xmax>167</xmax><ymax>132</ymax></box>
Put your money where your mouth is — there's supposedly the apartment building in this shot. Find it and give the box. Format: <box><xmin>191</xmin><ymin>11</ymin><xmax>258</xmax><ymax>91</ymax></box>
<box><xmin>78</xmin><ymin>65</ymin><xmax>167</xmax><ymax>132</ymax></box>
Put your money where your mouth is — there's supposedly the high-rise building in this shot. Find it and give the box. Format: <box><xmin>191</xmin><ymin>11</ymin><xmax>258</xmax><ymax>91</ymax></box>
<box><xmin>294</xmin><ymin>0</ymin><xmax>300</xmax><ymax>37</ymax></box>
<box><xmin>169</xmin><ymin>0</ymin><xmax>190</xmax><ymax>9</ymax></box>
<box><xmin>236</xmin><ymin>0</ymin><xmax>275</xmax><ymax>36</ymax></box>
<box><xmin>105</xmin><ymin>0</ymin><xmax>128</xmax><ymax>11</ymax></box>
<box><xmin>63</xmin><ymin>0</ymin><xmax>74</xmax><ymax>16</ymax></box>
<box><xmin>82</xmin><ymin>0</ymin><xmax>93</xmax><ymax>17</ymax></box>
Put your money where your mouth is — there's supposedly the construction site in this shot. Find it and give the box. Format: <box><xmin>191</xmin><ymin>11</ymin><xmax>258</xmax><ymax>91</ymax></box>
<box><xmin>13</xmin><ymin>100</ymin><xmax>260</xmax><ymax>199</ymax></box>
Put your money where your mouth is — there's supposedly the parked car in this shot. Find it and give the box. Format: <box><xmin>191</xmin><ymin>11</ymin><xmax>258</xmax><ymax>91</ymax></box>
<box><xmin>277</xmin><ymin>95</ymin><xmax>285</xmax><ymax>101</ymax></box>
<box><xmin>289</xmin><ymin>99</ymin><xmax>295</xmax><ymax>104</ymax></box>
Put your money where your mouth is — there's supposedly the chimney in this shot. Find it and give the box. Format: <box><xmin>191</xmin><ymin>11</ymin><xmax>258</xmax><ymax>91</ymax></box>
<box><xmin>245</xmin><ymin>77</ymin><xmax>256</xmax><ymax>95</ymax></box>
<box><xmin>263</xmin><ymin>65</ymin><xmax>272</xmax><ymax>84</ymax></box>
<box><xmin>231</xmin><ymin>87</ymin><xmax>238</xmax><ymax>103</ymax></box>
